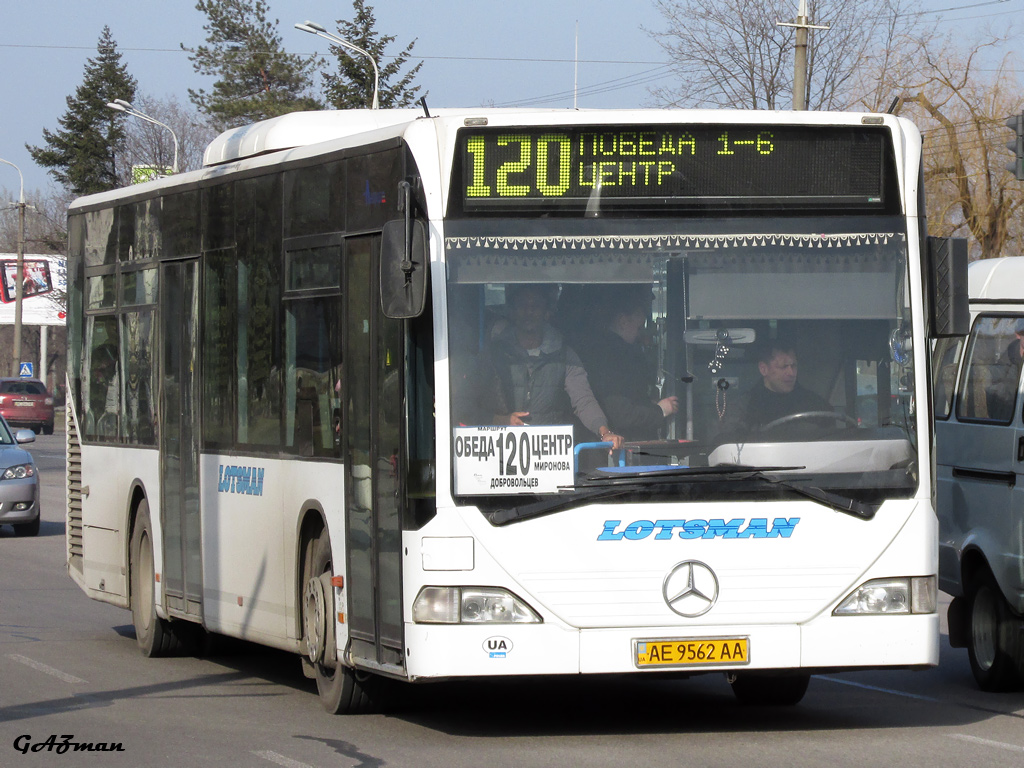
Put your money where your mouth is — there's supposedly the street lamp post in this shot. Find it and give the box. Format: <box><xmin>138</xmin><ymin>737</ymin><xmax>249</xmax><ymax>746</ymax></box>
<box><xmin>0</xmin><ymin>158</ymin><xmax>27</xmax><ymax>378</ymax></box>
<box><xmin>106</xmin><ymin>99</ymin><xmax>180</xmax><ymax>175</ymax></box>
<box><xmin>295</xmin><ymin>21</ymin><xmax>380</xmax><ymax>110</ymax></box>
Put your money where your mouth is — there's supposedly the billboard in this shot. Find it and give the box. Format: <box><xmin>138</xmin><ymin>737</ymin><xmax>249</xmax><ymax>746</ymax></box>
<box><xmin>1</xmin><ymin>259</ymin><xmax>52</xmax><ymax>303</ymax></box>
<box><xmin>0</xmin><ymin>254</ymin><xmax>66</xmax><ymax>326</ymax></box>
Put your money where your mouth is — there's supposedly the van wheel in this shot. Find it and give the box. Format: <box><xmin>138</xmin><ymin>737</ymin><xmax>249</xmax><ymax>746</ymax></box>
<box><xmin>302</xmin><ymin>529</ymin><xmax>378</xmax><ymax>714</ymax></box>
<box><xmin>728</xmin><ymin>672</ymin><xmax>810</xmax><ymax>705</ymax></box>
<box><xmin>130</xmin><ymin>500</ymin><xmax>185</xmax><ymax>657</ymax></box>
<box><xmin>967</xmin><ymin>573</ymin><xmax>1022</xmax><ymax>691</ymax></box>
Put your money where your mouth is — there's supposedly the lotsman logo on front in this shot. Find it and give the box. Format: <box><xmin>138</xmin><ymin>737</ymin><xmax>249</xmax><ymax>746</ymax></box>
<box><xmin>597</xmin><ymin>518</ymin><xmax>800</xmax><ymax>541</ymax></box>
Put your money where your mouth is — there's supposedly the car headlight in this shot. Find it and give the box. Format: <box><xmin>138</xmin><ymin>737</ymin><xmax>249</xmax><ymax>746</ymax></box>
<box><xmin>833</xmin><ymin>576</ymin><xmax>936</xmax><ymax>615</ymax></box>
<box><xmin>1</xmin><ymin>463</ymin><xmax>35</xmax><ymax>481</ymax></box>
<box><xmin>412</xmin><ymin>586</ymin><xmax>542</xmax><ymax>624</ymax></box>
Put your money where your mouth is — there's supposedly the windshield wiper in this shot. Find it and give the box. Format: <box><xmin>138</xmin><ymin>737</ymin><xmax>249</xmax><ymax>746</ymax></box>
<box><xmin>485</xmin><ymin>464</ymin><xmax>880</xmax><ymax>524</ymax></box>
<box><xmin>486</xmin><ymin>485</ymin><xmax>636</xmax><ymax>525</ymax></box>
<box><xmin>486</xmin><ymin>466</ymin><xmax>800</xmax><ymax>525</ymax></box>
<box><xmin>752</xmin><ymin>473</ymin><xmax>880</xmax><ymax>520</ymax></box>
<box><xmin>589</xmin><ymin>464</ymin><xmax>881</xmax><ymax>519</ymax></box>
<box><xmin>585</xmin><ymin>464</ymin><xmax>802</xmax><ymax>482</ymax></box>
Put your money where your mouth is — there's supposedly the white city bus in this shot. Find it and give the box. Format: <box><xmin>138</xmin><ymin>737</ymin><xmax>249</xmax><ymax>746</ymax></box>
<box><xmin>65</xmin><ymin>108</ymin><xmax>966</xmax><ymax>712</ymax></box>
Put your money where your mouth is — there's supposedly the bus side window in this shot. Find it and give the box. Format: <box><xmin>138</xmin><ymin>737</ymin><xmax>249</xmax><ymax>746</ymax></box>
<box><xmin>84</xmin><ymin>317</ymin><xmax>121</xmax><ymax>440</ymax></box>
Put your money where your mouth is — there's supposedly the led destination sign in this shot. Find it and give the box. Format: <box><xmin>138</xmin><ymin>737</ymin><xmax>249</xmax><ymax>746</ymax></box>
<box><xmin>457</xmin><ymin>125</ymin><xmax>888</xmax><ymax>212</ymax></box>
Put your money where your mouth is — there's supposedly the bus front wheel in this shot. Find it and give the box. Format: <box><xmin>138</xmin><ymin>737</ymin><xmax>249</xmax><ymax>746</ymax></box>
<box><xmin>967</xmin><ymin>573</ymin><xmax>1022</xmax><ymax>692</ymax></box>
<box><xmin>303</xmin><ymin>529</ymin><xmax>377</xmax><ymax>714</ymax></box>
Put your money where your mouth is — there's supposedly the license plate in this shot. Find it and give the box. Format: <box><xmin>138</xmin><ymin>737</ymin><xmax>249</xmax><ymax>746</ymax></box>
<box><xmin>635</xmin><ymin>637</ymin><xmax>749</xmax><ymax>668</ymax></box>
<box><xmin>14</xmin><ymin>401</ymin><xmax>34</xmax><ymax>407</ymax></box>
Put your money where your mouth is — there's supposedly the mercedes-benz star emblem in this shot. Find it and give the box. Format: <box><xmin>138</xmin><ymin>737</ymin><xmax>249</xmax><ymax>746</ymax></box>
<box><xmin>663</xmin><ymin>560</ymin><xmax>719</xmax><ymax>617</ymax></box>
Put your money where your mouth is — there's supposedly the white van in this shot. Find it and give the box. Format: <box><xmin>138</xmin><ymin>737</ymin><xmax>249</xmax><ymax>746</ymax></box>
<box><xmin>934</xmin><ymin>256</ymin><xmax>1024</xmax><ymax>691</ymax></box>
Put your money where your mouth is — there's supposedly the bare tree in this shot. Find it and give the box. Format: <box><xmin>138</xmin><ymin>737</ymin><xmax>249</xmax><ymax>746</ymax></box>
<box><xmin>0</xmin><ymin>186</ymin><xmax>71</xmax><ymax>256</ymax></box>
<box><xmin>648</xmin><ymin>0</ymin><xmax>928</xmax><ymax>110</ymax></box>
<box><xmin>891</xmin><ymin>35</ymin><xmax>1024</xmax><ymax>260</ymax></box>
<box><xmin>117</xmin><ymin>94</ymin><xmax>219</xmax><ymax>183</ymax></box>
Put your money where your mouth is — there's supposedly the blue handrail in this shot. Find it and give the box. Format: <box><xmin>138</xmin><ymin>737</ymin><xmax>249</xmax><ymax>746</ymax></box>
<box><xmin>573</xmin><ymin>441</ymin><xmax>626</xmax><ymax>474</ymax></box>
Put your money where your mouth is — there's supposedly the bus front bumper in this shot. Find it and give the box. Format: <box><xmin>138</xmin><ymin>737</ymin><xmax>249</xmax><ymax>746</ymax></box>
<box><xmin>403</xmin><ymin>613</ymin><xmax>939</xmax><ymax>679</ymax></box>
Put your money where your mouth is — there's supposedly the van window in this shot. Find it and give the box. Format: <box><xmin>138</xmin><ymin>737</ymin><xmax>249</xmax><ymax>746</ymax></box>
<box><xmin>955</xmin><ymin>316</ymin><xmax>1023</xmax><ymax>424</ymax></box>
<box><xmin>931</xmin><ymin>337</ymin><xmax>963</xmax><ymax>420</ymax></box>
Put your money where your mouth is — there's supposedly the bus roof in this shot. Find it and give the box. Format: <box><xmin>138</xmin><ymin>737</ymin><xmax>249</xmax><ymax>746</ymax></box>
<box><xmin>69</xmin><ymin>107</ymin><xmax>916</xmax><ymax>213</ymax></box>
<box><xmin>203</xmin><ymin>107</ymin><xmax>910</xmax><ymax>167</ymax></box>
<box><xmin>969</xmin><ymin>256</ymin><xmax>1024</xmax><ymax>301</ymax></box>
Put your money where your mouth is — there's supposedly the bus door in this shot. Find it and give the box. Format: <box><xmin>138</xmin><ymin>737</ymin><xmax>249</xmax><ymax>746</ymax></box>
<box><xmin>344</xmin><ymin>236</ymin><xmax>405</xmax><ymax>673</ymax></box>
<box><xmin>159</xmin><ymin>258</ymin><xmax>203</xmax><ymax>620</ymax></box>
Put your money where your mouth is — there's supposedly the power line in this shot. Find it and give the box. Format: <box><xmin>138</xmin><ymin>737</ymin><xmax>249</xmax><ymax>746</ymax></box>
<box><xmin>493</xmin><ymin>65</ymin><xmax>676</xmax><ymax>108</ymax></box>
<box><xmin>921</xmin><ymin>0</ymin><xmax>1013</xmax><ymax>14</ymax></box>
<box><xmin>0</xmin><ymin>42</ymin><xmax>666</xmax><ymax>66</ymax></box>
<box><xmin>932</xmin><ymin>5</ymin><xmax>1024</xmax><ymax>21</ymax></box>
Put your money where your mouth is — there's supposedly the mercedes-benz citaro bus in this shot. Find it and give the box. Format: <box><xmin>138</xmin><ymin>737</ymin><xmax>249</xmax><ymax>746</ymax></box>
<box><xmin>64</xmin><ymin>108</ymin><xmax>967</xmax><ymax>713</ymax></box>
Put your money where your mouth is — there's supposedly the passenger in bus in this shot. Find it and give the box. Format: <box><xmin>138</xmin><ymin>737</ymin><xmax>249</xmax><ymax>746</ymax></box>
<box><xmin>469</xmin><ymin>284</ymin><xmax>623</xmax><ymax>449</ymax></box>
<box><xmin>89</xmin><ymin>343</ymin><xmax>120</xmax><ymax>437</ymax></box>
<box><xmin>724</xmin><ymin>340</ymin><xmax>829</xmax><ymax>435</ymax></box>
<box><xmin>574</xmin><ymin>285</ymin><xmax>678</xmax><ymax>441</ymax></box>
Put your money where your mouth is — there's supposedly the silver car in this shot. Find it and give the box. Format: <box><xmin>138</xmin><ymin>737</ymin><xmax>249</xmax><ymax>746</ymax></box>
<box><xmin>0</xmin><ymin>416</ymin><xmax>39</xmax><ymax>537</ymax></box>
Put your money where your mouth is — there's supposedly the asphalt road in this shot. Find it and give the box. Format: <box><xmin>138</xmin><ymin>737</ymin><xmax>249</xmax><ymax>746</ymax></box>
<box><xmin>1</xmin><ymin>431</ymin><xmax>1023</xmax><ymax>768</ymax></box>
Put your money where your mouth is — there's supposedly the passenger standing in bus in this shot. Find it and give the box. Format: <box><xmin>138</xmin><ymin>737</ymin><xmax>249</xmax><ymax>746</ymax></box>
<box><xmin>574</xmin><ymin>285</ymin><xmax>678</xmax><ymax>441</ymax></box>
<box><xmin>470</xmin><ymin>284</ymin><xmax>623</xmax><ymax>449</ymax></box>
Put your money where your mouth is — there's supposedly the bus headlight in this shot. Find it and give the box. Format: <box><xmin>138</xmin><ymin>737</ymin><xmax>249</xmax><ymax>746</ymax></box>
<box><xmin>833</xmin><ymin>576</ymin><xmax>936</xmax><ymax>615</ymax></box>
<box><xmin>412</xmin><ymin>586</ymin><xmax>542</xmax><ymax>624</ymax></box>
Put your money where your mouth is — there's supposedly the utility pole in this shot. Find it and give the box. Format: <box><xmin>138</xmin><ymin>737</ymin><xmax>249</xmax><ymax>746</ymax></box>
<box><xmin>778</xmin><ymin>0</ymin><xmax>829</xmax><ymax>110</ymax></box>
<box><xmin>14</xmin><ymin>195</ymin><xmax>24</xmax><ymax>378</ymax></box>
<box><xmin>0</xmin><ymin>158</ymin><xmax>28</xmax><ymax>377</ymax></box>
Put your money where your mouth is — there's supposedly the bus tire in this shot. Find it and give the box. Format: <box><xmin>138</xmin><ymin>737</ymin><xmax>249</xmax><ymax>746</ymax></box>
<box><xmin>303</xmin><ymin>529</ymin><xmax>376</xmax><ymax>714</ymax></box>
<box><xmin>130</xmin><ymin>500</ymin><xmax>183</xmax><ymax>657</ymax></box>
<box><xmin>728</xmin><ymin>671</ymin><xmax>810</xmax><ymax>706</ymax></box>
<box><xmin>967</xmin><ymin>572</ymin><xmax>1022</xmax><ymax>692</ymax></box>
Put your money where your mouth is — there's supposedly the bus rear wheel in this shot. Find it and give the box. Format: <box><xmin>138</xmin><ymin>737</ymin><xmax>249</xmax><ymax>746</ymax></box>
<box><xmin>130</xmin><ymin>500</ymin><xmax>185</xmax><ymax>657</ymax></box>
<box><xmin>967</xmin><ymin>573</ymin><xmax>1022</xmax><ymax>692</ymax></box>
<box><xmin>728</xmin><ymin>671</ymin><xmax>810</xmax><ymax>706</ymax></box>
<box><xmin>302</xmin><ymin>529</ymin><xmax>377</xmax><ymax>714</ymax></box>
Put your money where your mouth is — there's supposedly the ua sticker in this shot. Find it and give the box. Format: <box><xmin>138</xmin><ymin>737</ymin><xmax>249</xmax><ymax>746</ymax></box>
<box><xmin>483</xmin><ymin>636</ymin><xmax>513</xmax><ymax>658</ymax></box>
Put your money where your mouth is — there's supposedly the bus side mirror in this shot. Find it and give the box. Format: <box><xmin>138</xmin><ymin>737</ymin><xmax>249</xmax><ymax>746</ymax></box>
<box><xmin>926</xmin><ymin>236</ymin><xmax>969</xmax><ymax>338</ymax></box>
<box><xmin>380</xmin><ymin>180</ymin><xmax>428</xmax><ymax>319</ymax></box>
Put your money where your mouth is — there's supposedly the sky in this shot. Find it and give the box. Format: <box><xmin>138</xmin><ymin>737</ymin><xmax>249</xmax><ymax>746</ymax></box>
<box><xmin>0</xmin><ymin>0</ymin><xmax>1021</xmax><ymax>197</ymax></box>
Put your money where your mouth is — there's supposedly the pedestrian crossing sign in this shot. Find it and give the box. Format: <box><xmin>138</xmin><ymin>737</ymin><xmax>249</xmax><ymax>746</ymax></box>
<box><xmin>19</xmin><ymin>362</ymin><xmax>33</xmax><ymax>378</ymax></box>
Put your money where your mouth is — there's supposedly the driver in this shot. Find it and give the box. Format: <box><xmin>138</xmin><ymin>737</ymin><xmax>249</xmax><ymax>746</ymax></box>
<box><xmin>731</xmin><ymin>340</ymin><xmax>830</xmax><ymax>434</ymax></box>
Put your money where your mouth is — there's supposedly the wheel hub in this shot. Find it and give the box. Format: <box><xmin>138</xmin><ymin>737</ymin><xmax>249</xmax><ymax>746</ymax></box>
<box><xmin>972</xmin><ymin>588</ymin><xmax>998</xmax><ymax>671</ymax></box>
<box><xmin>304</xmin><ymin>576</ymin><xmax>326</xmax><ymax>664</ymax></box>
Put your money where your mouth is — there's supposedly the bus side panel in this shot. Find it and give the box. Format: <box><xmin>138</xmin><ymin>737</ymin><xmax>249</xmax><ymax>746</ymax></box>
<box><xmin>77</xmin><ymin>444</ymin><xmax>160</xmax><ymax>608</ymax></box>
<box><xmin>200</xmin><ymin>454</ymin><xmax>344</xmax><ymax>653</ymax></box>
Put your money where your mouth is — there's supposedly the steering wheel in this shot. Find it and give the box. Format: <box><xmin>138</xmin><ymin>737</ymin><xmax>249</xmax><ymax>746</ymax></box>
<box><xmin>761</xmin><ymin>410</ymin><xmax>859</xmax><ymax>432</ymax></box>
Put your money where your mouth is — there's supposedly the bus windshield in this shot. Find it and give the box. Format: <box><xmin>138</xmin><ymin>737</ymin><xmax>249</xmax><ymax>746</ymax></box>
<box><xmin>446</xmin><ymin>216</ymin><xmax>916</xmax><ymax>505</ymax></box>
